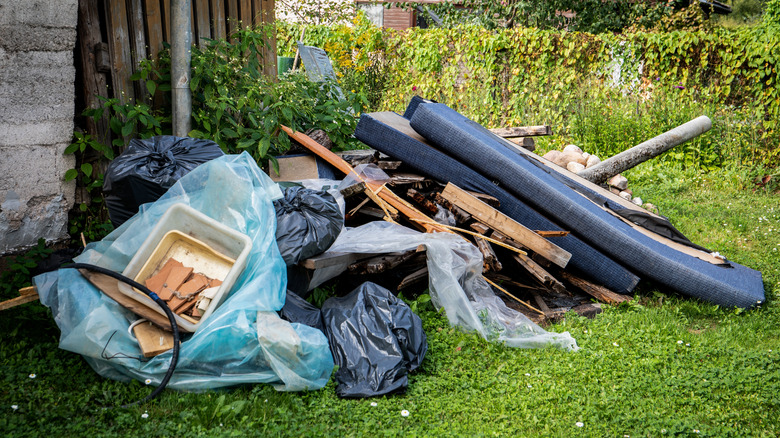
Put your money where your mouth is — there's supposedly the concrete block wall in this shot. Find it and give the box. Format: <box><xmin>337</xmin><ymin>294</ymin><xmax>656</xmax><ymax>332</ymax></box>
<box><xmin>0</xmin><ymin>0</ymin><xmax>78</xmax><ymax>254</ymax></box>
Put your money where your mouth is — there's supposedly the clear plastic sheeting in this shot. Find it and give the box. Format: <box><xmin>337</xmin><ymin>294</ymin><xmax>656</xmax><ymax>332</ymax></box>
<box><xmin>322</xmin><ymin>222</ymin><xmax>578</xmax><ymax>351</ymax></box>
<box><xmin>34</xmin><ymin>153</ymin><xmax>334</xmax><ymax>391</ymax></box>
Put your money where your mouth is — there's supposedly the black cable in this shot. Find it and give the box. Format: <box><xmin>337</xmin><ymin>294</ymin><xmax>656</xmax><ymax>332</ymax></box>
<box><xmin>65</xmin><ymin>263</ymin><xmax>180</xmax><ymax>408</ymax></box>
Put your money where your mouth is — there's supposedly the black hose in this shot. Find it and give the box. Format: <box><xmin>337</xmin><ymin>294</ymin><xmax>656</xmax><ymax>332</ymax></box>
<box><xmin>66</xmin><ymin>263</ymin><xmax>180</xmax><ymax>408</ymax></box>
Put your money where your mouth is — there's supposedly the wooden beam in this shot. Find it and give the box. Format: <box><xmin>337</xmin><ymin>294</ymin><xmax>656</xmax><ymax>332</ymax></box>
<box><xmin>105</xmin><ymin>0</ymin><xmax>135</xmax><ymax>103</ymax></box>
<box><xmin>398</xmin><ymin>266</ymin><xmax>429</xmax><ymax>290</ymax></box>
<box><xmin>512</xmin><ymin>253</ymin><xmax>566</xmax><ymax>294</ymax></box>
<box><xmin>280</xmin><ymin>125</ymin><xmax>450</xmax><ymax>234</ymax></box>
<box><xmin>0</xmin><ymin>287</ymin><xmax>40</xmax><ymax>311</ymax></box>
<box><xmin>441</xmin><ymin>183</ymin><xmax>571</xmax><ymax>268</ymax></box>
<box><xmin>475</xmin><ymin>237</ymin><xmax>501</xmax><ymax>272</ymax></box>
<box><xmin>144</xmin><ymin>0</ymin><xmax>165</xmax><ymax>59</ymax></box>
<box><xmin>489</xmin><ymin>125</ymin><xmax>552</xmax><ymax>137</ymax></box>
<box><xmin>299</xmin><ymin>252</ymin><xmax>379</xmax><ymax>270</ymax></box>
<box><xmin>559</xmin><ymin>271</ymin><xmax>632</xmax><ymax>305</ymax></box>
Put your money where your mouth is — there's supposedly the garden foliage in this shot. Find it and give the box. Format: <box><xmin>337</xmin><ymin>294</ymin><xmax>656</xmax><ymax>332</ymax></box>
<box><xmin>278</xmin><ymin>16</ymin><xmax>780</xmax><ymax>168</ymax></box>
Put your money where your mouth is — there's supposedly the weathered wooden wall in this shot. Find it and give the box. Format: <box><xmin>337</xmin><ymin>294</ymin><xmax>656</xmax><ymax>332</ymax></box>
<box><xmin>77</xmin><ymin>0</ymin><xmax>276</xmax><ymax>143</ymax></box>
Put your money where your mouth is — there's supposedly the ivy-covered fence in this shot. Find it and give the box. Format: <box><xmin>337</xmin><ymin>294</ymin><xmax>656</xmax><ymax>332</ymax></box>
<box><xmin>278</xmin><ymin>19</ymin><xmax>780</xmax><ymax>166</ymax></box>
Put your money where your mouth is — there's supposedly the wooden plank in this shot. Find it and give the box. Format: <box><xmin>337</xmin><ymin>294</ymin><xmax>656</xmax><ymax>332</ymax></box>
<box><xmin>300</xmin><ymin>252</ymin><xmax>380</xmax><ymax>270</ymax></box>
<box><xmin>398</xmin><ymin>267</ymin><xmax>429</xmax><ymax>290</ymax></box>
<box><xmin>163</xmin><ymin>0</ymin><xmax>172</xmax><ymax>46</ymax></box>
<box><xmin>211</xmin><ymin>0</ymin><xmax>226</xmax><ymax>40</ymax></box>
<box><xmin>559</xmin><ymin>271</ymin><xmax>632</xmax><ymax>305</ymax></box>
<box><xmin>80</xmin><ymin>270</ymin><xmax>174</xmax><ymax>330</ymax></box>
<box><xmin>280</xmin><ymin>125</ymin><xmax>450</xmax><ymax>234</ymax></box>
<box><xmin>475</xmin><ymin>237</ymin><xmax>501</xmax><ymax>272</ymax></box>
<box><xmin>105</xmin><ymin>0</ymin><xmax>135</xmax><ymax>103</ymax></box>
<box><xmin>489</xmin><ymin>125</ymin><xmax>552</xmax><ymax>137</ymax></box>
<box><xmin>441</xmin><ymin>183</ymin><xmax>571</xmax><ymax>268</ymax></box>
<box><xmin>512</xmin><ymin>253</ymin><xmax>566</xmax><ymax>294</ymax></box>
<box><xmin>195</xmin><ymin>0</ymin><xmax>212</xmax><ymax>46</ymax></box>
<box><xmin>470</xmin><ymin>222</ymin><xmax>490</xmax><ymax>235</ymax></box>
<box><xmin>133</xmin><ymin>321</ymin><xmax>175</xmax><ymax>357</ymax></box>
<box><xmin>0</xmin><ymin>293</ymin><xmax>40</xmax><ymax>311</ymax></box>
<box><xmin>144</xmin><ymin>0</ymin><xmax>165</xmax><ymax>59</ymax></box>
<box><xmin>227</xmin><ymin>0</ymin><xmax>239</xmax><ymax>36</ymax></box>
<box><xmin>348</xmin><ymin>250</ymin><xmax>421</xmax><ymax>275</ymax></box>
<box><xmin>129</xmin><ymin>0</ymin><xmax>149</xmax><ymax>101</ymax></box>
<box><xmin>77</xmin><ymin>0</ymin><xmax>111</xmax><ymax>145</ymax></box>
<box><xmin>239</xmin><ymin>0</ymin><xmax>252</xmax><ymax>28</ymax></box>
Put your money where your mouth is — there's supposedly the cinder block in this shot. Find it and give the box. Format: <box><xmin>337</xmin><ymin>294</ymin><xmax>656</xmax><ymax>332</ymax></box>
<box><xmin>0</xmin><ymin>0</ymin><xmax>78</xmax><ymax>28</ymax></box>
<box><xmin>0</xmin><ymin>26</ymin><xmax>77</xmax><ymax>52</ymax></box>
<box><xmin>0</xmin><ymin>120</ymin><xmax>75</xmax><ymax>147</ymax></box>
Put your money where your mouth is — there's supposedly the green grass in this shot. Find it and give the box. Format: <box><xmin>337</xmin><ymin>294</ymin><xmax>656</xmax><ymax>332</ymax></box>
<box><xmin>2</xmin><ymin>165</ymin><xmax>779</xmax><ymax>437</ymax></box>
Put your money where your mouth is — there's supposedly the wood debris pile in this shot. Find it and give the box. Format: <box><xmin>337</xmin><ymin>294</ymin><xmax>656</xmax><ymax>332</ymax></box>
<box><xmin>284</xmin><ymin>127</ymin><xmax>633</xmax><ymax>326</ymax></box>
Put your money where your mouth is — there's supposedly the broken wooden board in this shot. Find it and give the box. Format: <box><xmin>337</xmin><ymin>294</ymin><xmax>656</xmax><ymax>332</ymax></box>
<box><xmin>476</xmin><ymin>237</ymin><xmax>502</xmax><ymax>272</ymax></box>
<box><xmin>133</xmin><ymin>320</ymin><xmax>175</xmax><ymax>358</ymax></box>
<box><xmin>0</xmin><ymin>286</ymin><xmax>40</xmax><ymax>311</ymax></box>
<box><xmin>441</xmin><ymin>183</ymin><xmax>571</xmax><ymax>268</ymax></box>
<box><xmin>489</xmin><ymin>125</ymin><xmax>552</xmax><ymax>137</ymax></box>
<box><xmin>280</xmin><ymin>125</ymin><xmax>450</xmax><ymax>234</ymax></box>
<box><xmin>558</xmin><ymin>271</ymin><xmax>632</xmax><ymax>305</ymax></box>
<box><xmin>300</xmin><ymin>251</ymin><xmax>381</xmax><ymax>270</ymax></box>
<box><xmin>512</xmin><ymin>253</ymin><xmax>567</xmax><ymax>294</ymax></box>
<box><xmin>398</xmin><ymin>266</ymin><xmax>429</xmax><ymax>290</ymax></box>
<box><xmin>80</xmin><ymin>269</ymin><xmax>173</xmax><ymax>330</ymax></box>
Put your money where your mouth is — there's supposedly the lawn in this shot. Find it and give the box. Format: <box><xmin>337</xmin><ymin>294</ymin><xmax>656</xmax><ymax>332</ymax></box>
<box><xmin>2</xmin><ymin>165</ymin><xmax>779</xmax><ymax>437</ymax></box>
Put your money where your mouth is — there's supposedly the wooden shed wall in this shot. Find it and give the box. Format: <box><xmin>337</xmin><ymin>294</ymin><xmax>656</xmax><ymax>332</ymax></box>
<box><xmin>77</xmin><ymin>0</ymin><xmax>275</xmax><ymax>143</ymax></box>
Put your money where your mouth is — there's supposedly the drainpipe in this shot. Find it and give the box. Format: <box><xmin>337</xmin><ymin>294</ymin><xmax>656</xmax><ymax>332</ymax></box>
<box><xmin>171</xmin><ymin>0</ymin><xmax>192</xmax><ymax>137</ymax></box>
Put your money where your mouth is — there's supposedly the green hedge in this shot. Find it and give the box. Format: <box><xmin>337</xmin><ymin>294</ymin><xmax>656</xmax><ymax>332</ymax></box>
<box><xmin>278</xmin><ymin>19</ymin><xmax>780</xmax><ymax>167</ymax></box>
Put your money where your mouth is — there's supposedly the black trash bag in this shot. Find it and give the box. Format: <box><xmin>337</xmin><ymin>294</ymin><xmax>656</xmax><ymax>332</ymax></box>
<box><xmin>274</xmin><ymin>186</ymin><xmax>343</xmax><ymax>266</ymax></box>
<box><xmin>322</xmin><ymin>282</ymin><xmax>428</xmax><ymax>398</ymax></box>
<box><xmin>103</xmin><ymin>136</ymin><xmax>224</xmax><ymax>227</ymax></box>
<box><xmin>279</xmin><ymin>290</ymin><xmax>325</xmax><ymax>333</ymax></box>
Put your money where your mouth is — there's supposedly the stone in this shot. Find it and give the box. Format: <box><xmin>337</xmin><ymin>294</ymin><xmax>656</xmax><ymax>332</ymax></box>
<box><xmin>586</xmin><ymin>154</ymin><xmax>601</xmax><ymax>168</ymax></box>
<box><xmin>563</xmin><ymin>144</ymin><xmax>583</xmax><ymax>155</ymax></box>
<box><xmin>543</xmin><ymin>149</ymin><xmax>562</xmax><ymax>163</ymax></box>
<box><xmin>567</xmin><ymin>161</ymin><xmax>586</xmax><ymax>173</ymax></box>
<box><xmin>619</xmin><ymin>191</ymin><xmax>632</xmax><ymax>201</ymax></box>
<box><xmin>561</xmin><ymin>151</ymin><xmax>586</xmax><ymax>167</ymax></box>
<box><xmin>608</xmin><ymin>174</ymin><xmax>629</xmax><ymax>191</ymax></box>
<box><xmin>632</xmin><ymin>197</ymin><xmax>643</xmax><ymax>206</ymax></box>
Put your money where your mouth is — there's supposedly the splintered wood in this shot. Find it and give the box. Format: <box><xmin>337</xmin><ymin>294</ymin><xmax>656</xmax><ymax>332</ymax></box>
<box><xmin>144</xmin><ymin>258</ymin><xmax>222</xmax><ymax>320</ymax></box>
<box><xmin>280</xmin><ymin>134</ymin><xmax>634</xmax><ymax>324</ymax></box>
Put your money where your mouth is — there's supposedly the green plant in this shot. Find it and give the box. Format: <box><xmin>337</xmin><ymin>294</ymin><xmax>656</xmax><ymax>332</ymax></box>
<box><xmin>0</xmin><ymin>239</ymin><xmax>52</xmax><ymax>298</ymax></box>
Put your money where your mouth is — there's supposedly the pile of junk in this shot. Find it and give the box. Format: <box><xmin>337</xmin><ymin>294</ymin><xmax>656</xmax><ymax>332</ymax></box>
<box><xmin>31</xmin><ymin>97</ymin><xmax>764</xmax><ymax>401</ymax></box>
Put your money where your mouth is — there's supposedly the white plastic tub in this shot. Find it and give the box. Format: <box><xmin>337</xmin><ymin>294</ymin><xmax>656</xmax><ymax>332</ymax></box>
<box><xmin>118</xmin><ymin>203</ymin><xmax>252</xmax><ymax>332</ymax></box>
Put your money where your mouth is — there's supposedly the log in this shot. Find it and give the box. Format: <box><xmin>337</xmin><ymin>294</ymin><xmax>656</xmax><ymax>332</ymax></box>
<box><xmin>300</xmin><ymin>252</ymin><xmax>380</xmax><ymax>270</ymax></box>
<box><xmin>577</xmin><ymin>116</ymin><xmax>712</xmax><ymax>184</ymax></box>
<box><xmin>441</xmin><ymin>183</ymin><xmax>571</xmax><ymax>268</ymax></box>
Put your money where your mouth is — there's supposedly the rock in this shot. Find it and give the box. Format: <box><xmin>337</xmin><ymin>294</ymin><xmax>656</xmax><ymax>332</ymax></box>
<box><xmin>543</xmin><ymin>150</ymin><xmax>562</xmax><ymax>163</ymax></box>
<box><xmin>608</xmin><ymin>174</ymin><xmax>628</xmax><ymax>191</ymax></box>
<box><xmin>623</xmin><ymin>188</ymin><xmax>633</xmax><ymax>196</ymax></box>
<box><xmin>582</xmin><ymin>152</ymin><xmax>590</xmax><ymax>159</ymax></box>
<box><xmin>563</xmin><ymin>144</ymin><xmax>583</xmax><ymax>155</ymax></box>
<box><xmin>632</xmin><ymin>197</ymin><xmax>643</xmax><ymax>206</ymax></box>
<box><xmin>619</xmin><ymin>191</ymin><xmax>632</xmax><ymax>201</ymax></box>
<box><xmin>585</xmin><ymin>155</ymin><xmax>601</xmax><ymax>168</ymax></box>
<box><xmin>567</xmin><ymin>161</ymin><xmax>586</xmax><ymax>173</ymax></box>
<box><xmin>609</xmin><ymin>187</ymin><xmax>621</xmax><ymax>195</ymax></box>
<box><xmin>562</xmin><ymin>151</ymin><xmax>587</xmax><ymax>166</ymax></box>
